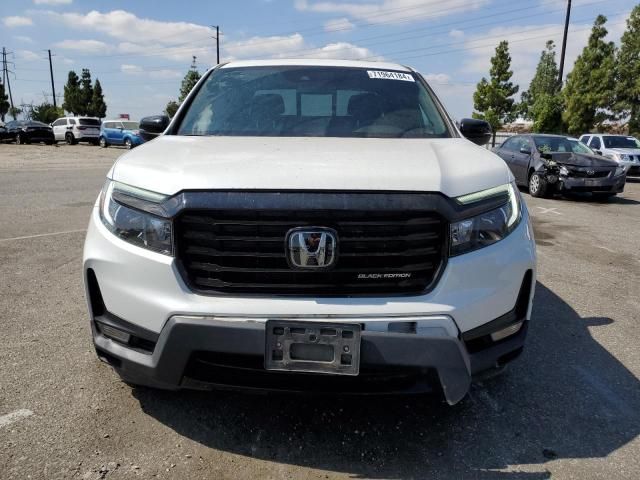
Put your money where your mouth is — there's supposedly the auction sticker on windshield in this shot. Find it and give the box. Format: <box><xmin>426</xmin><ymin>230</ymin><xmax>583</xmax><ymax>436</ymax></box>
<box><xmin>367</xmin><ymin>70</ymin><xmax>415</xmax><ymax>82</ymax></box>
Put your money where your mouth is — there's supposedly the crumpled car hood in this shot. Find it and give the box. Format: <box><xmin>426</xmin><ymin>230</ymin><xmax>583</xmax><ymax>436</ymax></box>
<box><xmin>547</xmin><ymin>152</ymin><xmax>618</xmax><ymax>168</ymax></box>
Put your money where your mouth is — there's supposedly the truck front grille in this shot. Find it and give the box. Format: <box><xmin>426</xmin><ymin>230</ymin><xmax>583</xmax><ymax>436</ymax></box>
<box><xmin>175</xmin><ymin>209</ymin><xmax>447</xmax><ymax>295</ymax></box>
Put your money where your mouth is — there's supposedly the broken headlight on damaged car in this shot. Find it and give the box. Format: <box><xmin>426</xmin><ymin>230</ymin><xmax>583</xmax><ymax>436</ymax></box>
<box><xmin>450</xmin><ymin>182</ymin><xmax>522</xmax><ymax>256</ymax></box>
<box><xmin>99</xmin><ymin>180</ymin><xmax>173</xmax><ymax>255</ymax></box>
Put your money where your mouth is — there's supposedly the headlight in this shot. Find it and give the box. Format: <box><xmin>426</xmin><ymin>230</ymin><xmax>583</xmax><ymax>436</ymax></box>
<box><xmin>450</xmin><ymin>183</ymin><xmax>522</xmax><ymax>256</ymax></box>
<box><xmin>615</xmin><ymin>165</ymin><xmax>627</xmax><ymax>176</ymax></box>
<box><xmin>615</xmin><ymin>153</ymin><xmax>630</xmax><ymax>162</ymax></box>
<box><xmin>99</xmin><ymin>180</ymin><xmax>173</xmax><ymax>255</ymax></box>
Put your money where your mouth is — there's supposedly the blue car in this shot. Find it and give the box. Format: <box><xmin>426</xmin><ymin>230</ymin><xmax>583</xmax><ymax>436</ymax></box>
<box><xmin>99</xmin><ymin>120</ymin><xmax>144</xmax><ymax>149</ymax></box>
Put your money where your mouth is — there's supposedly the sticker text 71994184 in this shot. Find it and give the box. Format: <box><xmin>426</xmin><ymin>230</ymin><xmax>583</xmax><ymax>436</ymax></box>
<box><xmin>366</xmin><ymin>70</ymin><xmax>415</xmax><ymax>82</ymax></box>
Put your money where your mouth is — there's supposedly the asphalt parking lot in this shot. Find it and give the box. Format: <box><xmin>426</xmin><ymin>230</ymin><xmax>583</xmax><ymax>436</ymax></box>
<box><xmin>1</xmin><ymin>143</ymin><xmax>639</xmax><ymax>480</ymax></box>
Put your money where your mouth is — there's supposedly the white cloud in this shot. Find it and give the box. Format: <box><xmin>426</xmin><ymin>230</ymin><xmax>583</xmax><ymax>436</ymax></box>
<box><xmin>120</xmin><ymin>64</ymin><xmax>181</xmax><ymax>80</ymax></box>
<box><xmin>17</xmin><ymin>50</ymin><xmax>41</xmax><ymax>61</ymax></box>
<box><xmin>423</xmin><ymin>73</ymin><xmax>451</xmax><ymax>84</ymax></box>
<box><xmin>295</xmin><ymin>0</ymin><xmax>490</xmax><ymax>25</ymax></box>
<box><xmin>290</xmin><ymin>42</ymin><xmax>382</xmax><ymax>60</ymax></box>
<box><xmin>53</xmin><ymin>39</ymin><xmax>112</xmax><ymax>53</ymax></box>
<box><xmin>44</xmin><ymin>10</ymin><xmax>211</xmax><ymax>46</ymax></box>
<box><xmin>462</xmin><ymin>14</ymin><xmax>628</xmax><ymax>89</ymax></box>
<box><xmin>121</xmin><ymin>64</ymin><xmax>144</xmax><ymax>75</ymax></box>
<box><xmin>34</xmin><ymin>0</ymin><xmax>73</xmax><ymax>4</ymax></box>
<box><xmin>14</xmin><ymin>35</ymin><xmax>34</xmax><ymax>44</ymax></box>
<box><xmin>449</xmin><ymin>29</ymin><xmax>464</xmax><ymax>39</ymax></box>
<box><xmin>149</xmin><ymin>69</ymin><xmax>182</xmax><ymax>79</ymax></box>
<box><xmin>3</xmin><ymin>16</ymin><xmax>34</xmax><ymax>27</ymax></box>
<box><xmin>324</xmin><ymin>17</ymin><xmax>355</xmax><ymax>33</ymax></box>
<box><xmin>225</xmin><ymin>34</ymin><xmax>305</xmax><ymax>58</ymax></box>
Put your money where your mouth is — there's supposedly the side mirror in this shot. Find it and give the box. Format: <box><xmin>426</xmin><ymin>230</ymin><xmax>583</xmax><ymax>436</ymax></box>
<box><xmin>139</xmin><ymin>115</ymin><xmax>170</xmax><ymax>142</ymax></box>
<box><xmin>459</xmin><ymin>118</ymin><xmax>492</xmax><ymax>146</ymax></box>
<box><xmin>519</xmin><ymin>146</ymin><xmax>532</xmax><ymax>155</ymax></box>
<box><xmin>594</xmin><ymin>150</ymin><xmax>602</xmax><ymax>155</ymax></box>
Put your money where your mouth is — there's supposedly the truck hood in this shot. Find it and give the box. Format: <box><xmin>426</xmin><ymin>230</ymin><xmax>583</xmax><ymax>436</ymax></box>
<box><xmin>608</xmin><ymin>148</ymin><xmax>640</xmax><ymax>155</ymax></box>
<box><xmin>110</xmin><ymin>136</ymin><xmax>511</xmax><ymax>198</ymax></box>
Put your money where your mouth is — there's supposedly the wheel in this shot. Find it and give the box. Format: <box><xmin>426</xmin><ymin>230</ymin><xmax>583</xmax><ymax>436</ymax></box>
<box><xmin>65</xmin><ymin>132</ymin><xmax>77</xmax><ymax>145</ymax></box>
<box><xmin>99</xmin><ymin>137</ymin><xmax>108</xmax><ymax>148</ymax></box>
<box><xmin>124</xmin><ymin>138</ymin><xmax>133</xmax><ymax>150</ymax></box>
<box><xmin>528</xmin><ymin>172</ymin><xmax>548</xmax><ymax>198</ymax></box>
<box><xmin>15</xmin><ymin>134</ymin><xmax>23</xmax><ymax>145</ymax></box>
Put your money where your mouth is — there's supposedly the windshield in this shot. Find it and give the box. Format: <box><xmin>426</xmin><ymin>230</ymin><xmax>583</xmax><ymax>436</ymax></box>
<box><xmin>176</xmin><ymin>66</ymin><xmax>451</xmax><ymax>138</ymax></box>
<box><xmin>603</xmin><ymin>136</ymin><xmax>640</xmax><ymax>149</ymax></box>
<box><xmin>79</xmin><ymin>118</ymin><xmax>100</xmax><ymax>126</ymax></box>
<box><xmin>533</xmin><ymin>136</ymin><xmax>594</xmax><ymax>155</ymax></box>
<box><xmin>121</xmin><ymin>121</ymin><xmax>139</xmax><ymax>130</ymax></box>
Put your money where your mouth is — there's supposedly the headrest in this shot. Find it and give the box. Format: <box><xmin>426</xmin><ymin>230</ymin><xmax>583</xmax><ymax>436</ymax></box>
<box><xmin>347</xmin><ymin>93</ymin><xmax>383</xmax><ymax>122</ymax></box>
<box><xmin>252</xmin><ymin>94</ymin><xmax>285</xmax><ymax>115</ymax></box>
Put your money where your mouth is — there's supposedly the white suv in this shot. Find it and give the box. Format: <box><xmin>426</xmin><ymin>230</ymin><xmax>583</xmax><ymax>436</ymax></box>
<box><xmin>83</xmin><ymin>59</ymin><xmax>536</xmax><ymax>405</ymax></box>
<box><xmin>579</xmin><ymin>133</ymin><xmax>640</xmax><ymax>175</ymax></box>
<box><xmin>51</xmin><ymin>116</ymin><xmax>101</xmax><ymax>145</ymax></box>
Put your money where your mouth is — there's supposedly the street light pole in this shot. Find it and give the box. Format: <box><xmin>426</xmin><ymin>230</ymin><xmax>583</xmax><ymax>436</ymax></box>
<box><xmin>558</xmin><ymin>0</ymin><xmax>572</xmax><ymax>85</ymax></box>
<box><xmin>48</xmin><ymin>50</ymin><xmax>57</xmax><ymax>109</ymax></box>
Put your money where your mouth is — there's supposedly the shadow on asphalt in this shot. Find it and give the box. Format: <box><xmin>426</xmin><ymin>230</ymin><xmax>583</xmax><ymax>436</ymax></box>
<box><xmin>132</xmin><ymin>282</ymin><xmax>639</xmax><ymax>479</ymax></box>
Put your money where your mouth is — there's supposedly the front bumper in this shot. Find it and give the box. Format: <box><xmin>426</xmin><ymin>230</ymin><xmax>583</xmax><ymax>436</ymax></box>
<box><xmin>84</xmin><ymin>202</ymin><xmax>536</xmax><ymax>404</ymax></box>
<box><xmin>557</xmin><ymin>173</ymin><xmax>626</xmax><ymax>193</ymax></box>
<box><xmin>92</xmin><ymin>311</ymin><xmax>528</xmax><ymax>405</ymax></box>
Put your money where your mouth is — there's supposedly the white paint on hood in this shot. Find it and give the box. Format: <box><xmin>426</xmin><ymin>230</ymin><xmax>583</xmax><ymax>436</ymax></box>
<box><xmin>110</xmin><ymin>136</ymin><xmax>512</xmax><ymax>198</ymax></box>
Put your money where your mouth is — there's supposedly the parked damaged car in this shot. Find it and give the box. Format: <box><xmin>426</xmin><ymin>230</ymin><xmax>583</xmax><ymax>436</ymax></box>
<box><xmin>495</xmin><ymin>134</ymin><xmax>627</xmax><ymax>199</ymax></box>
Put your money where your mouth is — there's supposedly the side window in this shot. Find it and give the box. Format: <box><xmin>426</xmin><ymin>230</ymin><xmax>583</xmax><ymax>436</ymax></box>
<box><xmin>52</xmin><ymin>119</ymin><xmax>63</xmax><ymax>127</ymax></box>
<box><xmin>579</xmin><ymin>135</ymin><xmax>590</xmax><ymax>145</ymax></box>
<box><xmin>69</xmin><ymin>118</ymin><xmax>76</xmax><ymax>125</ymax></box>
<box><xmin>589</xmin><ymin>136</ymin><xmax>601</xmax><ymax>150</ymax></box>
<box><xmin>516</xmin><ymin>137</ymin><xmax>531</xmax><ymax>153</ymax></box>
<box><xmin>501</xmin><ymin>137</ymin><xmax>518</xmax><ymax>152</ymax></box>
<box><xmin>116</xmin><ymin>122</ymin><xmax>124</xmax><ymax>129</ymax></box>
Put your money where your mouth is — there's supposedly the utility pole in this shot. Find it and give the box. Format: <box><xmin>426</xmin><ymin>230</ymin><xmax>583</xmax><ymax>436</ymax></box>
<box><xmin>212</xmin><ymin>25</ymin><xmax>220</xmax><ymax>64</ymax></box>
<box><xmin>558</xmin><ymin>0</ymin><xmax>572</xmax><ymax>85</ymax></box>
<box><xmin>48</xmin><ymin>49</ymin><xmax>57</xmax><ymax>109</ymax></box>
<box><xmin>2</xmin><ymin>47</ymin><xmax>15</xmax><ymax>116</ymax></box>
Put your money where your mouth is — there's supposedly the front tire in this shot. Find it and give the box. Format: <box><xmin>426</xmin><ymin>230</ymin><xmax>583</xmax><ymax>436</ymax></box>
<box><xmin>99</xmin><ymin>137</ymin><xmax>108</xmax><ymax>148</ymax></box>
<box><xmin>528</xmin><ymin>172</ymin><xmax>548</xmax><ymax>198</ymax></box>
<box><xmin>65</xmin><ymin>132</ymin><xmax>77</xmax><ymax>145</ymax></box>
<box><xmin>15</xmin><ymin>134</ymin><xmax>22</xmax><ymax>145</ymax></box>
<box><xmin>124</xmin><ymin>138</ymin><xmax>133</xmax><ymax>150</ymax></box>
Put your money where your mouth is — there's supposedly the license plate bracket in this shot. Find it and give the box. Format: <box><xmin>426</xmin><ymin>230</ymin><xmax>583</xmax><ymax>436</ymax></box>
<box><xmin>265</xmin><ymin>320</ymin><xmax>361</xmax><ymax>375</ymax></box>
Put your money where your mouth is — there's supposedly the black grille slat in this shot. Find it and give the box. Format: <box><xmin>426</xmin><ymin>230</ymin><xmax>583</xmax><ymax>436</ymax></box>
<box><xmin>176</xmin><ymin>207</ymin><xmax>447</xmax><ymax>295</ymax></box>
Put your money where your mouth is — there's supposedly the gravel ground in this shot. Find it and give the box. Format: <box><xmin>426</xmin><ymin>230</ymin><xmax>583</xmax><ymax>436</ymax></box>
<box><xmin>0</xmin><ymin>143</ymin><xmax>639</xmax><ymax>480</ymax></box>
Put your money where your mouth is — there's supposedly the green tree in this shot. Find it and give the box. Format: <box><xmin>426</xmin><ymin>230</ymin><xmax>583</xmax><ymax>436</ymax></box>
<box><xmin>562</xmin><ymin>15</ymin><xmax>616</xmax><ymax>135</ymax></box>
<box><xmin>79</xmin><ymin>68</ymin><xmax>94</xmax><ymax>115</ymax></box>
<box><xmin>614</xmin><ymin>5</ymin><xmax>640</xmax><ymax>135</ymax></box>
<box><xmin>90</xmin><ymin>79</ymin><xmax>107</xmax><ymax>118</ymax></box>
<box><xmin>62</xmin><ymin>71</ymin><xmax>82</xmax><ymax>115</ymax></box>
<box><xmin>31</xmin><ymin>102</ymin><xmax>64</xmax><ymax>124</ymax></box>
<box><xmin>8</xmin><ymin>106</ymin><xmax>22</xmax><ymax>120</ymax></box>
<box><xmin>520</xmin><ymin>40</ymin><xmax>563</xmax><ymax>132</ymax></box>
<box><xmin>472</xmin><ymin>41</ymin><xmax>520</xmax><ymax>146</ymax></box>
<box><xmin>165</xmin><ymin>100</ymin><xmax>179</xmax><ymax>118</ymax></box>
<box><xmin>178</xmin><ymin>57</ymin><xmax>201</xmax><ymax>103</ymax></box>
<box><xmin>0</xmin><ymin>82</ymin><xmax>9</xmax><ymax>122</ymax></box>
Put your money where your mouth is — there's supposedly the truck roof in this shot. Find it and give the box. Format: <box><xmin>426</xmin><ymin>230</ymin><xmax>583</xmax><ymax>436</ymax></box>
<box><xmin>220</xmin><ymin>58</ymin><xmax>412</xmax><ymax>72</ymax></box>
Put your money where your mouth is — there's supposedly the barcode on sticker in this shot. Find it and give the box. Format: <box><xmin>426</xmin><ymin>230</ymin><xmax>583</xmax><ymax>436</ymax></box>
<box><xmin>367</xmin><ymin>70</ymin><xmax>415</xmax><ymax>82</ymax></box>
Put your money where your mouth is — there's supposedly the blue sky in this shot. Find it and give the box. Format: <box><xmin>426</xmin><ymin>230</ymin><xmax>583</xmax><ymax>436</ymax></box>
<box><xmin>0</xmin><ymin>0</ymin><xmax>636</xmax><ymax>121</ymax></box>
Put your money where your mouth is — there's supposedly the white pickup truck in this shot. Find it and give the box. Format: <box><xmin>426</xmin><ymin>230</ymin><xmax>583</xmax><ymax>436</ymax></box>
<box><xmin>83</xmin><ymin>59</ymin><xmax>536</xmax><ymax>405</ymax></box>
